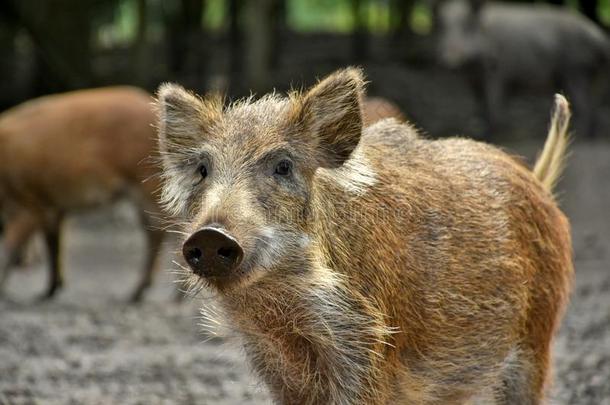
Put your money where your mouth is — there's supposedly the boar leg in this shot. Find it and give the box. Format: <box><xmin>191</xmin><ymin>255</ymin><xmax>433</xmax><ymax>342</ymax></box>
<box><xmin>0</xmin><ymin>211</ymin><xmax>40</xmax><ymax>294</ymax></box>
<box><xmin>0</xmin><ymin>243</ymin><xmax>13</xmax><ymax>293</ymax></box>
<box><xmin>493</xmin><ymin>346</ymin><xmax>547</xmax><ymax>405</ymax></box>
<box><xmin>41</xmin><ymin>220</ymin><xmax>64</xmax><ymax>299</ymax></box>
<box><xmin>129</xmin><ymin>214</ymin><xmax>164</xmax><ymax>303</ymax></box>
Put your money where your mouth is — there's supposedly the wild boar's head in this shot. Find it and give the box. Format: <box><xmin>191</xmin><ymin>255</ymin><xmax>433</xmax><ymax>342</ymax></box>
<box><xmin>435</xmin><ymin>0</ymin><xmax>487</xmax><ymax>68</ymax></box>
<box><xmin>156</xmin><ymin>68</ymin><xmax>365</xmax><ymax>291</ymax></box>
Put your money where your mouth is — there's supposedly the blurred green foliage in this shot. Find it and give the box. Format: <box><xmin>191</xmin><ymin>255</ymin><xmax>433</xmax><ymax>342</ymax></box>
<box><xmin>95</xmin><ymin>0</ymin><xmax>435</xmax><ymax>43</ymax></box>
<box><xmin>98</xmin><ymin>0</ymin><xmax>138</xmax><ymax>47</ymax></box>
<box><xmin>601</xmin><ymin>0</ymin><xmax>610</xmax><ymax>25</ymax></box>
<box><xmin>287</xmin><ymin>0</ymin><xmax>355</xmax><ymax>32</ymax></box>
<box><xmin>94</xmin><ymin>0</ymin><xmax>609</xmax><ymax>46</ymax></box>
<box><xmin>203</xmin><ymin>0</ymin><xmax>226</xmax><ymax>30</ymax></box>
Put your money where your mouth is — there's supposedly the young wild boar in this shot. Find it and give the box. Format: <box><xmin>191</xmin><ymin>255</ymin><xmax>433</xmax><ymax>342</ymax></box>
<box><xmin>156</xmin><ymin>68</ymin><xmax>573</xmax><ymax>404</ymax></box>
<box><xmin>435</xmin><ymin>0</ymin><xmax>609</xmax><ymax>138</ymax></box>
<box><xmin>0</xmin><ymin>87</ymin><xmax>164</xmax><ymax>301</ymax></box>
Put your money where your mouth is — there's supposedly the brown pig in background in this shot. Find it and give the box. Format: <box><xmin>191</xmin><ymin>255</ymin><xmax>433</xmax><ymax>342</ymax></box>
<box><xmin>362</xmin><ymin>96</ymin><xmax>405</xmax><ymax>126</ymax></box>
<box><xmin>0</xmin><ymin>87</ymin><xmax>164</xmax><ymax>302</ymax></box>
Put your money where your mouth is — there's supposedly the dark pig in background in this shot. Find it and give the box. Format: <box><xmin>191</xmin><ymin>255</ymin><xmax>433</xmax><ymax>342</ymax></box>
<box><xmin>435</xmin><ymin>0</ymin><xmax>610</xmax><ymax>138</ymax></box>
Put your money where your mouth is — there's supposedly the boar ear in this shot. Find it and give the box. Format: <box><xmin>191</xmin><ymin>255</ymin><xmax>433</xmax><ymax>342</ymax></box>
<box><xmin>296</xmin><ymin>67</ymin><xmax>365</xmax><ymax>168</ymax></box>
<box><xmin>156</xmin><ymin>83</ymin><xmax>222</xmax><ymax>155</ymax></box>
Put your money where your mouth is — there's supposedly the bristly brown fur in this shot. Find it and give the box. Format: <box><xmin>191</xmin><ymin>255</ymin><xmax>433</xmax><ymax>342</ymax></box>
<box><xmin>156</xmin><ymin>67</ymin><xmax>573</xmax><ymax>404</ymax></box>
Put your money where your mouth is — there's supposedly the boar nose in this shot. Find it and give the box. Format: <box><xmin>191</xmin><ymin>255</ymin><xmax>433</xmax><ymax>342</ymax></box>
<box><xmin>182</xmin><ymin>227</ymin><xmax>244</xmax><ymax>277</ymax></box>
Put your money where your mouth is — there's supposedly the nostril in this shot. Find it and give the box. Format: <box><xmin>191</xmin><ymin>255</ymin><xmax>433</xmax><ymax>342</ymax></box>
<box><xmin>186</xmin><ymin>247</ymin><xmax>203</xmax><ymax>264</ymax></box>
<box><xmin>183</xmin><ymin>227</ymin><xmax>244</xmax><ymax>275</ymax></box>
<box><xmin>217</xmin><ymin>247</ymin><xmax>234</xmax><ymax>259</ymax></box>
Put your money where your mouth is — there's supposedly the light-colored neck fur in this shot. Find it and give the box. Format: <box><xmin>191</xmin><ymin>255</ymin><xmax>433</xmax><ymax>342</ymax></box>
<box><xmin>209</xmin><ymin>148</ymin><xmax>394</xmax><ymax>404</ymax></box>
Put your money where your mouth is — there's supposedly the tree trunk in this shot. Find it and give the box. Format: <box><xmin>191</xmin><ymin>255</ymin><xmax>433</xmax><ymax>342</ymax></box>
<box><xmin>164</xmin><ymin>0</ymin><xmax>205</xmax><ymax>88</ymax></box>
<box><xmin>270</xmin><ymin>0</ymin><xmax>285</xmax><ymax>69</ymax></box>
<box><xmin>351</xmin><ymin>0</ymin><xmax>368</xmax><ymax>62</ymax></box>
<box><xmin>133</xmin><ymin>0</ymin><xmax>149</xmax><ymax>86</ymax></box>
<box><xmin>390</xmin><ymin>0</ymin><xmax>414</xmax><ymax>39</ymax></box>
<box><xmin>0</xmin><ymin>2</ymin><xmax>19</xmax><ymax>106</ymax></box>
<box><xmin>579</xmin><ymin>0</ymin><xmax>599</xmax><ymax>25</ymax></box>
<box><xmin>229</xmin><ymin>0</ymin><xmax>243</xmax><ymax>93</ymax></box>
<box><xmin>243</xmin><ymin>0</ymin><xmax>275</xmax><ymax>93</ymax></box>
<box><xmin>9</xmin><ymin>0</ymin><xmax>93</xmax><ymax>93</ymax></box>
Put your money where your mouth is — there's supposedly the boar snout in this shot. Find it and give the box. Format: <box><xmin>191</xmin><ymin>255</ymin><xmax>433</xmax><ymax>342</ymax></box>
<box><xmin>182</xmin><ymin>226</ymin><xmax>244</xmax><ymax>278</ymax></box>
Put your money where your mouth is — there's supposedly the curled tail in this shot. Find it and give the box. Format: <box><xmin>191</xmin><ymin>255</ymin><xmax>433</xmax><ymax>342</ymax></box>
<box><xmin>533</xmin><ymin>94</ymin><xmax>571</xmax><ymax>195</ymax></box>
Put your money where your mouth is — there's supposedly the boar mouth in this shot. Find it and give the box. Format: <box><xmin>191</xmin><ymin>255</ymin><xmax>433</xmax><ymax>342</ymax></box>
<box><xmin>200</xmin><ymin>226</ymin><xmax>296</xmax><ymax>291</ymax></box>
<box><xmin>205</xmin><ymin>237</ymin><xmax>276</xmax><ymax>290</ymax></box>
<box><xmin>199</xmin><ymin>248</ymin><xmax>257</xmax><ymax>290</ymax></box>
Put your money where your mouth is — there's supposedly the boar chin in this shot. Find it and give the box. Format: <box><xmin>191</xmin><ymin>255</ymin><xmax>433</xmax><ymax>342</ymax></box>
<box><xmin>214</xmin><ymin>226</ymin><xmax>311</xmax><ymax>293</ymax></box>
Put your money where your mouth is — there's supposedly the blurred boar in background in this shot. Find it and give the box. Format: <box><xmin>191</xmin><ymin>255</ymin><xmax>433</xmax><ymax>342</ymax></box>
<box><xmin>156</xmin><ymin>68</ymin><xmax>573</xmax><ymax>403</ymax></box>
<box><xmin>0</xmin><ymin>87</ymin><xmax>164</xmax><ymax>302</ymax></box>
<box><xmin>435</xmin><ymin>0</ymin><xmax>609</xmax><ymax>138</ymax></box>
<box><xmin>362</xmin><ymin>96</ymin><xmax>405</xmax><ymax>126</ymax></box>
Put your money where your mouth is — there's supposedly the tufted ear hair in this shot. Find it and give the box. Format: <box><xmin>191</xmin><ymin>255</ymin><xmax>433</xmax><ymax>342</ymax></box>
<box><xmin>294</xmin><ymin>67</ymin><xmax>365</xmax><ymax>168</ymax></box>
<box><xmin>155</xmin><ymin>83</ymin><xmax>222</xmax><ymax>159</ymax></box>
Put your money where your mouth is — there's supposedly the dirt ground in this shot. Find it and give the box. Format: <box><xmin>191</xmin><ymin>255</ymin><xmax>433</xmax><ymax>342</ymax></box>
<box><xmin>1</xmin><ymin>142</ymin><xmax>609</xmax><ymax>403</ymax></box>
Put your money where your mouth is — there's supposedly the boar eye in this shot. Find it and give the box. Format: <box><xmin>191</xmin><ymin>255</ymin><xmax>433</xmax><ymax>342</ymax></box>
<box><xmin>274</xmin><ymin>159</ymin><xmax>292</xmax><ymax>176</ymax></box>
<box><xmin>199</xmin><ymin>164</ymin><xmax>208</xmax><ymax>179</ymax></box>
